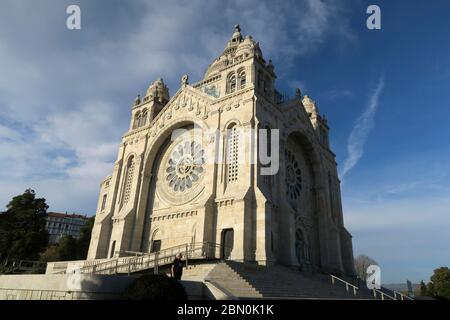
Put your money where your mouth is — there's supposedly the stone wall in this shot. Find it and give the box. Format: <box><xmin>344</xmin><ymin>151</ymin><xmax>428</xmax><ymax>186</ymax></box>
<box><xmin>0</xmin><ymin>273</ymin><xmax>211</xmax><ymax>300</ymax></box>
<box><xmin>0</xmin><ymin>274</ymin><xmax>135</xmax><ymax>300</ymax></box>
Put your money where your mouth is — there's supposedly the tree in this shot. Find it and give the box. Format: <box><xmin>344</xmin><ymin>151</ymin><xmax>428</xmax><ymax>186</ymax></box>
<box><xmin>0</xmin><ymin>189</ymin><xmax>49</xmax><ymax>261</ymax></box>
<box><xmin>354</xmin><ymin>254</ymin><xmax>378</xmax><ymax>280</ymax></box>
<box><xmin>57</xmin><ymin>236</ymin><xmax>78</xmax><ymax>261</ymax></box>
<box><xmin>75</xmin><ymin>216</ymin><xmax>94</xmax><ymax>260</ymax></box>
<box><xmin>40</xmin><ymin>245</ymin><xmax>61</xmax><ymax>263</ymax></box>
<box><xmin>429</xmin><ymin>267</ymin><xmax>450</xmax><ymax>300</ymax></box>
<box><xmin>427</xmin><ymin>281</ymin><xmax>435</xmax><ymax>297</ymax></box>
<box><xmin>419</xmin><ymin>280</ymin><xmax>428</xmax><ymax>296</ymax></box>
<box><xmin>123</xmin><ymin>274</ymin><xmax>187</xmax><ymax>300</ymax></box>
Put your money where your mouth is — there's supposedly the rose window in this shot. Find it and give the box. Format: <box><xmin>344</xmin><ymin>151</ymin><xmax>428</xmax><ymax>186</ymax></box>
<box><xmin>285</xmin><ymin>149</ymin><xmax>302</xmax><ymax>202</ymax></box>
<box><xmin>165</xmin><ymin>140</ymin><xmax>205</xmax><ymax>192</ymax></box>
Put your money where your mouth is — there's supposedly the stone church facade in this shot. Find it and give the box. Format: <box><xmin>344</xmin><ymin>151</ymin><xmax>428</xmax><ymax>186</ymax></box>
<box><xmin>87</xmin><ymin>25</ymin><xmax>355</xmax><ymax>276</ymax></box>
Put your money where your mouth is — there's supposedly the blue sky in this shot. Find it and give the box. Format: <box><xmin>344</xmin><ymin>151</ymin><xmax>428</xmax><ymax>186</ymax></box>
<box><xmin>0</xmin><ymin>0</ymin><xmax>449</xmax><ymax>283</ymax></box>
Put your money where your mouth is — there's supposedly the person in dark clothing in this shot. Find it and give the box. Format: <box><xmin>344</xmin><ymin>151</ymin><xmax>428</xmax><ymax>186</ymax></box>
<box><xmin>171</xmin><ymin>253</ymin><xmax>183</xmax><ymax>280</ymax></box>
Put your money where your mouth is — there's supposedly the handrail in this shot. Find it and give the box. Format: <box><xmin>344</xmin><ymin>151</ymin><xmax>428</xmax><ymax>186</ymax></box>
<box><xmin>393</xmin><ymin>290</ymin><xmax>413</xmax><ymax>300</ymax></box>
<box><xmin>63</xmin><ymin>241</ymin><xmax>227</xmax><ymax>275</ymax></box>
<box><xmin>382</xmin><ymin>287</ymin><xmax>413</xmax><ymax>300</ymax></box>
<box><xmin>372</xmin><ymin>288</ymin><xmax>396</xmax><ymax>300</ymax></box>
<box><xmin>330</xmin><ymin>274</ymin><xmax>359</xmax><ymax>296</ymax></box>
<box><xmin>349</xmin><ymin>275</ymin><xmax>414</xmax><ymax>301</ymax></box>
<box><xmin>0</xmin><ymin>259</ymin><xmax>46</xmax><ymax>274</ymax></box>
<box><xmin>118</xmin><ymin>250</ymin><xmax>146</xmax><ymax>257</ymax></box>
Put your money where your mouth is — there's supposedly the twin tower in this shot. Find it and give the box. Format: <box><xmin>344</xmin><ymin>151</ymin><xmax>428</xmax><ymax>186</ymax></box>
<box><xmin>87</xmin><ymin>25</ymin><xmax>355</xmax><ymax>276</ymax></box>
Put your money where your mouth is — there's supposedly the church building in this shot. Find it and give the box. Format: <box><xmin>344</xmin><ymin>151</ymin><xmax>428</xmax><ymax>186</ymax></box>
<box><xmin>87</xmin><ymin>25</ymin><xmax>355</xmax><ymax>276</ymax></box>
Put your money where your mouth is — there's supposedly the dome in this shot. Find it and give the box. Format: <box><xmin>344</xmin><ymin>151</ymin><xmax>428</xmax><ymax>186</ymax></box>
<box><xmin>223</xmin><ymin>24</ymin><xmax>243</xmax><ymax>56</ymax></box>
<box><xmin>235</xmin><ymin>36</ymin><xmax>256</xmax><ymax>58</ymax></box>
<box><xmin>203</xmin><ymin>25</ymin><xmax>265</xmax><ymax>79</ymax></box>
<box><xmin>145</xmin><ymin>78</ymin><xmax>169</xmax><ymax>103</ymax></box>
<box><xmin>204</xmin><ymin>55</ymin><xmax>229</xmax><ymax>78</ymax></box>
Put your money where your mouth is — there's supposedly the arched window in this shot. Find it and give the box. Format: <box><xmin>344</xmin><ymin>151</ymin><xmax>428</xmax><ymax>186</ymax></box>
<box><xmin>239</xmin><ymin>70</ymin><xmax>246</xmax><ymax>89</ymax></box>
<box><xmin>228</xmin><ymin>74</ymin><xmax>236</xmax><ymax>93</ymax></box>
<box><xmin>122</xmin><ymin>156</ymin><xmax>135</xmax><ymax>205</ymax></box>
<box><xmin>226</xmin><ymin>124</ymin><xmax>239</xmax><ymax>183</ymax></box>
<box><xmin>133</xmin><ymin>112</ymin><xmax>141</xmax><ymax>129</ymax></box>
<box><xmin>100</xmin><ymin>194</ymin><xmax>107</xmax><ymax>211</ymax></box>
<box><xmin>140</xmin><ymin>109</ymin><xmax>148</xmax><ymax>127</ymax></box>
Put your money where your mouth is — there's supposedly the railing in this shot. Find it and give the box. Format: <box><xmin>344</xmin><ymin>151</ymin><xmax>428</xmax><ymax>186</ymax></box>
<box><xmin>392</xmin><ymin>290</ymin><xmax>413</xmax><ymax>300</ymax></box>
<box><xmin>339</xmin><ymin>275</ymin><xmax>413</xmax><ymax>301</ymax></box>
<box><xmin>330</xmin><ymin>274</ymin><xmax>359</xmax><ymax>296</ymax></box>
<box><xmin>63</xmin><ymin>242</ymin><xmax>225</xmax><ymax>276</ymax></box>
<box><xmin>0</xmin><ymin>287</ymin><xmax>120</xmax><ymax>300</ymax></box>
<box><xmin>1</xmin><ymin>260</ymin><xmax>46</xmax><ymax>274</ymax></box>
<box><xmin>372</xmin><ymin>288</ymin><xmax>396</xmax><ymax>300</ymax></box>
<box><xmin>381</xmin><ymin>288</ymin><xmax>413</xmax><ymax>300</ymax></box>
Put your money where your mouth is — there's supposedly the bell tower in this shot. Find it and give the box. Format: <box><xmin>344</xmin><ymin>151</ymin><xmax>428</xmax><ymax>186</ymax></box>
<box><xmin>87</xmin><ymin>25</ymin><xmax>355</xmax><ymax>277</ymax></box>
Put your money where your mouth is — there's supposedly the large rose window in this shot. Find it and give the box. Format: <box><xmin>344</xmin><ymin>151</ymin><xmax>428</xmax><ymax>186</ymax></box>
<box><xmin>285</xmin><ymin>149</ymin><xmax>302</xmax><ymax>202</ymax></box>
<box><xmin>165</xmin><ymin>140</ymin><xmax>205</xmax><ymax>192</ymax></box>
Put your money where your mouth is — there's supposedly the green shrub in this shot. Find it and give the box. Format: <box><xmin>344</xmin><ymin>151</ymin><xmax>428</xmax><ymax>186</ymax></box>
<box><xmin>122</xmin><ymin>274</ymin><xmax>187</xmax><ymax>300</ymax></box>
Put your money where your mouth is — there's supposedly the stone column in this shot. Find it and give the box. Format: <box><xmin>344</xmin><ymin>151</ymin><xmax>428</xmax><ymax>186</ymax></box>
<box><xmin>230</xmin><ymin>200</ymin><xmax>246</xmax><ymax>262</ymax></box>
<box><xmin>315</xmin><ymin>186</ymin><xmax>332</xmax><ymax>272</ymax></box>
<box><xmin>253</xmin><ymin>196</ymin><xmax>276</xmax><ymax>265</ymax></box>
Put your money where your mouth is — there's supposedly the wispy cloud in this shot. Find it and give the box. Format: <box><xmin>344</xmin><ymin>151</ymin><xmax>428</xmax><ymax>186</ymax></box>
<box><xmin>319</xmin><ymin>89</ymin><xmax>354</xmax><ymax>101</ymax></box>
<box><xmin>0</xmin><ymin>1</ymin><xmax>356</xmax><ymax>213</ymax></box>
<box><xmin>341</xmin><ymin>76</ymin><xmax>385</xmax><ymax>178</ymax></box>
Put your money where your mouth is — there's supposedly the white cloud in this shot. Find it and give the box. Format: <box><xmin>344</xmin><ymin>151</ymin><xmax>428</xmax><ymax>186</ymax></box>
<box><xmin>341</xmin><ymin>76</ymin><xmax>385</xmax><ymax>178</ymax></box>
<box><xmin>0</xmin><ymin>0</ymin><xmax>354</xmax><ymax>213</ymax></box>
<box><xmin>320</xmin><ymin>89</ymin><xmax>354</xmax><ymax>101</ymax></box>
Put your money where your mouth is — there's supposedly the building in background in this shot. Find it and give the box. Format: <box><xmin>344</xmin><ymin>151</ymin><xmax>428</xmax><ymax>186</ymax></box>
<box><xmin>45</xmin><ymin>212</ymin><xmax>90</xmax><ymax>244</ymax></box>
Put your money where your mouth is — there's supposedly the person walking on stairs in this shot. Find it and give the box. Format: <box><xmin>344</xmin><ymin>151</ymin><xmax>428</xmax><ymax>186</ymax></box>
<box><xmin>171</xmin><ymin>253</ymin><xmax>184</xmax><ymax>280</ymax></box>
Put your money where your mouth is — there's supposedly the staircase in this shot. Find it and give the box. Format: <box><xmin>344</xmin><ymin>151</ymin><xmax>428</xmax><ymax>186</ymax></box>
<box><xmin>205</xmin><ymin>261</ymin><xmax>368</xmax><ymax>299</ymax></box>
<box><xmin>56</xmin><ymin>241</ymin><xmax>413</xmax><ymax>300</ymax></box>
<box><xmin>59</xmin><ymin>242</ymin><xmax>223</xmax><ymax>275</ymax></box>
<box><xmin>204</xmin><ymin>261</ymin><xmax>413</xmax><ymax>300</ymax></box>
<box><xmin>330</xmin><ymin>273</ymin><xmax>413</xmax><ymax>300</ymax></box>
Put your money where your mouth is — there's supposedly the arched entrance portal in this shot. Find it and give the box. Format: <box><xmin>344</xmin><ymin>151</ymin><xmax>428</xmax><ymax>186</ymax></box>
<box><xmin>140</xmin><ymin>123</ymin><xmax>207</xmax><ymax>252</ymax></box>
<box><xmin>281</xmin><ymin>131</ymin><xmax>320</xmax><ymax>268</ymax></box>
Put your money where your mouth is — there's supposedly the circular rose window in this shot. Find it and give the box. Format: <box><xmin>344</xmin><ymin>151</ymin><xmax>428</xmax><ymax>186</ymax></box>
<box><xmin>165</xmin><ymin>140</ymin><xmax>205</xmax><ymax>192</ymax></box>
<box><xmin>285</xmin><ymin>149</ymin><xmax>302</xmax><ymax>202</ymax></box>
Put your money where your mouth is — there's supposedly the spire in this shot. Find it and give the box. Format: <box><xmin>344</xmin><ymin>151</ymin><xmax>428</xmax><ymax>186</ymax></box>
<box><xmin>231</xmin><ymin>24</ymin><xmax>242</xmax><ymax>41</ymax></box>
<box><xmin>144</xmin><ymin>78</ymin><xmax>169</xmax><ymax>104</ymax></box>
<box><xmin>223</xmin><ymin>24</ymin><xmax>243</xmax><ymax>55</ymax></box>
<box><xmin>203</xmin><ymin>25</ymin><xmax>263</xmax><ymax>79</ymax></box>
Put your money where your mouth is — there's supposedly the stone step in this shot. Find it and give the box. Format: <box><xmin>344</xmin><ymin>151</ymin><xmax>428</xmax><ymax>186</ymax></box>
<box><xmin>204</xmin><ymin>262</ymin><xmax>373</xmax><ymax>299</ymax></box>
